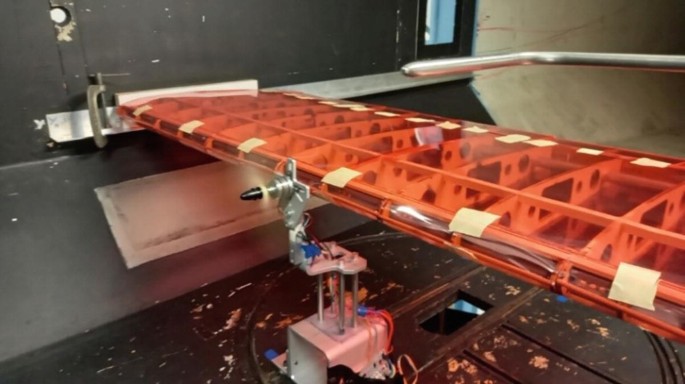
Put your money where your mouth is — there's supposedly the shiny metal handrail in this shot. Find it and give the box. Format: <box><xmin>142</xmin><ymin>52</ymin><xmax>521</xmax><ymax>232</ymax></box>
<box><xmin>402</xmin><ymin>52</ymin><xmax>685</xmax><ymax>77</ymax></box>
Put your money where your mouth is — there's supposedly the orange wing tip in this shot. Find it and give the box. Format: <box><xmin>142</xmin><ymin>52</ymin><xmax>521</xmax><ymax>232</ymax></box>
<box><xmin>608</xmin><ymin>262</ymin><xmax>661</xmax><ymax>311</ymax></box>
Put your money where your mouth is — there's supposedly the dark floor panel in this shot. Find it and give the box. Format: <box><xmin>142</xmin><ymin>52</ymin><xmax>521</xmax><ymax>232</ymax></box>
<box><xmin>469</xmin><ymin>327</ymin><xmax>613</xmax><ymax>384</ymax></box>
<box><xmin>423</xmin><ymin>353</ymin><xmax>510</xmax><ymax>384</ymax></box>
<box><xmin>507</xmin><ymin>292</ymin><xmax>668</xmax><ymax>384</ymax></box>
<box><xmin>1</xmin><ymin>221</ymin><xmax>682</xmax><ymax>383</ymax></box>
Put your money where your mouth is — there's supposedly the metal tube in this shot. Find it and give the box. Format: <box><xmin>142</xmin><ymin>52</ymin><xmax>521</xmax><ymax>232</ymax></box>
<box><xmin>351</xmin><ymin>274</ymin><xmax>359</xmax><ymax>328</ymax></box>
<box><xmin>402</xmin><ymin>52</ymin><xmax>685</xmax><ymax>78</ymax></box>
<box><xmin>317</xmin><ymin>274</ymin><xmax>324</xmax><ymax>323</ymax></box>
<box><xmin>338</xmin><ymin>273</ymin><xmax>345</xmax><ymax>334</ymax></box>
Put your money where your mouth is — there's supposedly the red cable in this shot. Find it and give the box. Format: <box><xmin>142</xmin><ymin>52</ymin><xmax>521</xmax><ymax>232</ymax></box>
<box><xmin>375</xmin><ymin>310</ymin><xmax>394</xmax><ymax>354</ymax></box>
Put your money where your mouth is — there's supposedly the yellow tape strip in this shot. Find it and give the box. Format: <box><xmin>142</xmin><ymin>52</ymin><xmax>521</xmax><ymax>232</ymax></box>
<box><xmin>405</xmin><ymin>117</ymin><xmax>436</xmax><ymax>123</ymax></box>
<box><xmin>237</xmin><ymin>138</ymin><xmax>267</xmax><ymax>153</ymax></box>
<box><xmin>132</xmin><ymin>105</ymin><xmax>152</xmax><ymax>117</ymax></box>
<box><xmin>449</xmin><ymin>208</ymin><xmax>501</xmax><ymax>238</ymax></box>
<box><xmin>463</xmin><ymin>126</ymin><xmax>488</xmax><ymax>134</ymax></box>
<box><xmin>608</xmin><ymin>262</ymin><xmax>661</xmax><ymax>310</ymax></box>
<box><xmin>351</xmin><ymin>107</ymin><xmax>374</xmax><ymax>112</ymax></box>
<box><xmin>437</xmin><ymin>121</ymin><xmax>461</xmax><ymax>130</ymax></box>
<box><xmin>631</xmin><ymin>157</ymin><xmax>671</xmax><ymax>168</ymax></box>
<box><xmin>179</xmin><ymin>120</ymin><xmax>204</xmax><ymax>134</ymax></box>
<box><xmin>577</xmin><ymin>147</ymin><xmax>604</xmax><ymax>156</ymax></box>
<box><xmin>321</xmin><ymin>167</ymin><xmax>362</xmax><ymax>188</ymax></box>
<box><xmin>374</xmin><ymin>111</ymin><xmax>400</xmax><ymax>117</ymax></box>
<box><xmin>294</xmin><ymin>95</ymin><xmax>316</xmax><ymax>100</ymax></box>
<box><xmin>495</xmin><ymin>134</ymin><xmax>531</xmax><ymax>144</ymax></box>
<box><xmin>525</xmin><ymin>139</ymin><xmax>557</xmax><ymax>147</ymax></box>
<box><xmin>333</xmin><ymin>103</ymin><xmax>366</xmax><ymax>109</ymax></box>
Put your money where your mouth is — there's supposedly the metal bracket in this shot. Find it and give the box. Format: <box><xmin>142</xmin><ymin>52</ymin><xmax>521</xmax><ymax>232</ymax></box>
<box><xmin>280</xmin><ymin>159</ymin><xmax>310</xmax><ymax>230</ymax></box>
<box><xmin>86</xmin><ymin>73</ymin><xmax>109</xmax><ymax>148</ymax></box>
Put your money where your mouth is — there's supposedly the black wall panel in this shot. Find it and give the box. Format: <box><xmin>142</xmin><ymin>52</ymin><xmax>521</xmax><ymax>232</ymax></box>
<box><xmin>1</xmin><ymin>1</ymin><xmax>410</xmax><ymax>166</ymax></box>
<box><xmin>0</xmin><ymin>1</ymin><xmax>475</xmax><ymax>166</ymax></box>
<box><xmin>0</xmin><ymin>2</ymin><xmax>67</xmax><ymax>166</ymax></box>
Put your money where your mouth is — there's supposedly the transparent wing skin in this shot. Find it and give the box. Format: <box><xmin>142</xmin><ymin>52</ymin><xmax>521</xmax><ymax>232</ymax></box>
<box><xmin>118</xmin><ymin>90</ymin><xmax>685</xmax><ymax>341</ymax></box>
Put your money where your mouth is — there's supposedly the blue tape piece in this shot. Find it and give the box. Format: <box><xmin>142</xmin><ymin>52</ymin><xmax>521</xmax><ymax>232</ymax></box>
<box><xmin>556</xmin><ymin>295</ymin><xmax>569</xmax><ymax>303</ymax></box>
<box><xmin>264</xmin><ymin>349</ymin><xmax>279</xmax><ymax>361</ymax></box>
<box><xmin>301</xmin><ymin>243</ymin><xmax>321</xmax><ymax>259</ymax></box>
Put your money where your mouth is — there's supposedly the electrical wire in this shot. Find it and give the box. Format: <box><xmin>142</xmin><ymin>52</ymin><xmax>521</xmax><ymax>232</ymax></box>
<box><xmin>386</xmin><ymin>357</ymin><xmax>396</xmax><ymax>378</ymax></box>
<box><xmin>364</xmin><ymin>309</ymin><xmax>394</xmax><ymax>355</ymax></box>
<box><xmin>306</xmin><ymin>228</ymin><xmax>334</xmax><ymax>260</ymax></box>
<box><xmin>377</xmin><ymin>310</ymin><xmax>394</xmax><ymax>355</ymax></box>
<box><xmin>396</xmin><ymin>354</ymin><xmax>419</xmax><ymax>384</ymax></box>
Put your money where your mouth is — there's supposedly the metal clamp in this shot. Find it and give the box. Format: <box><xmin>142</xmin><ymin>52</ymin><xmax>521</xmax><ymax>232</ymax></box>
<box><xmin>402</xmin><ymin>51</ymin><xmax>685</xmax><ymax>77</ymax></box>
<box><xmin>86</xmin><ymin>73</ymin><xmax>108</xmax><ymax>148</ymax></box>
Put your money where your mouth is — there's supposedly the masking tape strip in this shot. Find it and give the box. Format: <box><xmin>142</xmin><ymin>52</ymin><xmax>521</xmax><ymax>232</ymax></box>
<box><xmin>525</xmin><ymin>139</ymin><xmax>557</xmax><ymax>147</ymax></box>
<box><xmin>321</xmin><ymin>167</ymin><xmax>362</xmax><ymax>188</ymax></box>
<box><xmin>608</xmin><ymin>262</ymin><xmax>661</xmax><ymax>310</ymax></box>
<box><xmin>437</xmin><ymin>121</ymin><xmax>461</xmax><ymax>130</ymax></box>
<box><xmin>133</xmin><ymin>105</ymin><xmax>152</xmax><ymax>117</ymax></box>
<box><xmin>577</xmin><ymin>147</ymin><xmax>604</xmax><ymax>156</ymax></box>
<box><xmin>449</xmin><ymin>208</ymin><xmax>501</xmax><ymax>238</ymax></box>
<box><xmin>284</xmin><ymin>92</ymin><xmax>313</xmax><ymax>99</ymax></box>
<box><xmin>463</xmin><ymin>126</ymin><xmax>488</xmax><ymax>133</ymax></box>
<box><xmin>179</xmin><ymin>120</ymin><xmax>204</xmax><ymax>134</ymax></box>
<box><xmin>631</xmin><ymin>157</ymin><xmax>671</xmax><ymax>168</ymax></box>
<box><xmin>374</xmin><ymin>111</ymin><xmax>400</xmax><ymax>117</ymax></box>
<box><xmin>351</xmin><ymin>107</ymin><xmax>374</xmax><ymax>112</ymax></box>
<box><xmin>495</xmin><ymin>134</ymin><xmax>531</xmax><ymax>144</ymax></box>
<box><xmin>406</xmin><ymin>117</ymin><xmax>436</xmax><ymax>123</ymax></box>
<box><xmin>334</xmin><ymin>103</ymin><xmax>366</xmax><ymax>109</ymax></box>
<box><xmin>237</xmin><ymin>138</ymin><xmax>267</xmax><ymax>153</ymax></box>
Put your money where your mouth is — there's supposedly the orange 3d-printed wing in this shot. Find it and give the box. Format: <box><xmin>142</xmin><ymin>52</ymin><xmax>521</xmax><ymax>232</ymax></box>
<box><xmin>118</xmin><ymin>90</ymin><xmax>685</xmax><ymax>341</ymax></box>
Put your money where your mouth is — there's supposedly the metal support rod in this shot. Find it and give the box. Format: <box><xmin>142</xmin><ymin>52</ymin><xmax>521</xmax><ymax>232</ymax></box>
<box><xmin>338</xmin><ymin>272</ymin><xmax>345</xmax><ymax>334</ymax></box>
<box><xmin>351</xmin><ymin>274</ymin><xmax>359</xmax><ymax>328</ymax></box>
<box><xmin>317</xmin><ymin>274</ymin><xmax>324</xmax><ymax>323</ymax></box>
<box><xmin>402</xmin><ymin>52</ymin><xmax>685</xmax><ymax>78</ymax></box>
<box><xmin>95</xmin><ymin>73</ymin><xmax>108</xmax><ymax>129</ymax></box>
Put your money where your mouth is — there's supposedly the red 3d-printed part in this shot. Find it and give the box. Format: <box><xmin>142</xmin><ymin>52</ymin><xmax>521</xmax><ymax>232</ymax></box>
<box><xmin>118</xmin><ymin>90</ymin><xmax>685</xmax><ymax>341</ymax></box>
